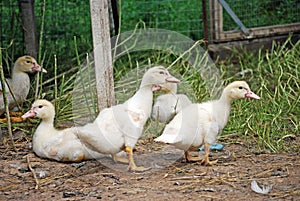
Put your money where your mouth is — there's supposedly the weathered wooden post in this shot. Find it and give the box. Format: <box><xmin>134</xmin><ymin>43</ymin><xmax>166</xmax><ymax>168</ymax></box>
<box><xmin>90</xmin><ymin>0</ymin><xmax>115</xmax><ymax>111</ymax></box>
<box><xmin>20</xmin><ymin>0</ymin><xmax>38</xmax><ymax>58</ymax></box>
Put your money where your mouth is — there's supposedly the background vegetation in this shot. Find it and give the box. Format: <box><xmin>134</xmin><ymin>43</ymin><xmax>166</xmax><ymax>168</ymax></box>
<box><xmin>0</xmin><ymin>0</ymin><xmax>299</xmax><ymax>65</ymax></box>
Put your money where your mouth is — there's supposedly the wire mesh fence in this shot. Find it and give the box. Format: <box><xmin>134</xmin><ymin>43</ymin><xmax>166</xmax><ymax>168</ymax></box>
<box><xmin>0</xmin><ymin>0</ymin><xmax>92</xmax><ymax>62</ymax></box>
<box><xmin>0</xmin><ymin>0</ymin><xmax>299</xmax><ymax>62</ymax></box>
<box><xmin>221</xmin><ymin>0</ymin><xmax>300</xmax><ymax>31</ymax></box>
<box><xmin>120</xmin><ymin>0</ymin><xmax>204</xmax><ymax>39</ymax></box>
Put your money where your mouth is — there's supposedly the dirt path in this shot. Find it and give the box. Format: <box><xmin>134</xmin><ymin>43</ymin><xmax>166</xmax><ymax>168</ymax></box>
<box><xmin>0</xmin><ymin>135</ymin><xmax>299</xmax><ymax>201</ymax></box>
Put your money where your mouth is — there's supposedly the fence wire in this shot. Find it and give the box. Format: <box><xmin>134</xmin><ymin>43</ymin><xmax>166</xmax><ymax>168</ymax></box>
<box><xmin>221</xmin><ymin>0</ymin><xmax>300</xmax><ymax>31</ymax></box>
<box><xmin>0</xmin><ymin>0</ymin><xmax>299</xmax><ymax>61</ymax></box>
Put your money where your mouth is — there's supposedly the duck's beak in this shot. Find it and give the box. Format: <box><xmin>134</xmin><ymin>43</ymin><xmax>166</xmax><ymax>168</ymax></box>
<box><xmin>21</xmin><ymin>108</ymin><xmax>37</xmax><ymax>119</ymax></box>
<box><xmin>245</xmin><ymin>90</ymin><xmax>260</xmax><ymax>100</ymax></box>
<box><xmin>32</xmin><ymin>63</ymin><xmax>47</xmax><ymax>73</ymax></box>
<box><xmin>165</xmin><ymin>75</ymin><xmax>180</xmax><ymax>83</ymax></box>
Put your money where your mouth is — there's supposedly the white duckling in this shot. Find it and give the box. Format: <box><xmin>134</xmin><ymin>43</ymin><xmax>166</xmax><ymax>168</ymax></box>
<box><xmin>21</xmin><ymin>99</ymin><xmax>102</xmax><ymax>162</ymax></box>
<box><xmin>152</xmin><ymin>82</ymin><xmax>192</xmax><ymax>122</ymax></box>
<box><xmin>155</xmin><ymin>81</ymin><xmax>260</xmax><ymax>165</ymax></box>
<box><xmin>0</xmin><ymin>56</ymin><xmax>47</xmax><ymax>122</ymax></box>
<box><xmin>76</xmin><ymin>66</ymin><xmax>180</xmax><ymax>172</ymax></box>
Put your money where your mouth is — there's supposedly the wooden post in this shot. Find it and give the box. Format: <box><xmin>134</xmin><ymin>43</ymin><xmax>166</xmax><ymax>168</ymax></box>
<box><xmin>90</xmin><ymin>0</ymin><xmax>115</xmax><ymax>111</ymax></box>
<box><xmin>209</xmin><ymin>0</ymin><xmax>223</xmax><ymax>42</ymax></box>
<box><xmin>20</xmin><ymin>0</ymin><xmax>38</xmax><ymax>58</ymax></box>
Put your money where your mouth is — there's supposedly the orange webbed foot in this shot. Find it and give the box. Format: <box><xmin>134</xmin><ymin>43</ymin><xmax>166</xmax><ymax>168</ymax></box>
<box><xmin>125</xmin><ymin>146</ymin><xmax>151</xmax><ymax>172</ymax></box>
<box><xmin>185</xmin><ymin>151</ymin><xmax>201</xmax><ymax>162</ymax></box>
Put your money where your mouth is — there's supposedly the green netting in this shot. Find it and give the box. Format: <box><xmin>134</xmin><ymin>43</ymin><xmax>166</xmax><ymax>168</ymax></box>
<box><xmin>0</xmin><ymin>0</ymin><xmax>299</xmax><ymax>60</ymax></box>
<box><xmin>223</xmin><ymin>0</ymin><xmax>300</xmax><ymax>31</ymax></box>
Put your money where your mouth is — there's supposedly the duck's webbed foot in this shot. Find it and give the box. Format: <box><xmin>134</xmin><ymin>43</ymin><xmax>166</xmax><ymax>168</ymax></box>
<box><xmin>125</xmin><ymin>146</ymin><xmax>151</xmax><ymax>172</ymax></box>
<box><xmin>185</xmin><ymin>151</ymin><xmax>201</xmax><ymax>162</ymax></box>
<box><xmin>200</xmin><ymin>143</ymin><xmax>218</xmax><ymax>166</ymax></box>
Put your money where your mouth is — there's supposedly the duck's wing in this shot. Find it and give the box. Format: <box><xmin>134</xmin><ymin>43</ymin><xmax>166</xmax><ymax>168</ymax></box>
<box><xmin>152</xmin><ymin>94</ymin><xmax>177</xmax><ymax>122</ymax></box>
<box><xmin>176</xmin><ymin>94</ymin><xmax>192</xmax><ymax>111</ymax></box>
<box><xmin>76</xmin><ymin>107</ymin><xmax>127</xmax><ymax>154</ymax></box>
<box><xmin>42</xmin><ymin>128</ymin><xmax>86</xmax><ymax>162</ymax></box>
<box><xmin>154</xmin><ymin>108</ymin><xmax>184</xmax><ymax>144</ymax></box>
<box><xmin>0</xmin><ymin>80</ymin><xmax>10</xmax><ymax>94</ymax></box>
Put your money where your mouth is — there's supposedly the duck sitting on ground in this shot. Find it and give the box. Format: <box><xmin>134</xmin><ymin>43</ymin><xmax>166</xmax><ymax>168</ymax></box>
<box><xmin>76</xmin><ymin>66</ymin><xmax>180</xmax><ymax>172</ymax></box>
<box><xmin>22</xmin><ymin>99</ymin><xmax>102</xmax><ymax>162</ymax></box>
<box><xmin>155</xmin><ymin>81</ymin><xmax>260</xmax><ymax>166</ymax></box>
<box><xmin>0</xmin><ymin>56</ymin><xmax>47</xmax><ymax>122</ymax></box>
<box><xmin>151</xmin><ymin>82</ymin><xmax>192</xmax><ymax>123</ymax></box>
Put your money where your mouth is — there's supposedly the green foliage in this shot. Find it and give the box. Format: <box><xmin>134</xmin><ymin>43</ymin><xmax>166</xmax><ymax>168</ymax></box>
<box><xmin>219</xmin><ymin>38</ymin><xmax>299</xmax><ymax>152</ymax></box>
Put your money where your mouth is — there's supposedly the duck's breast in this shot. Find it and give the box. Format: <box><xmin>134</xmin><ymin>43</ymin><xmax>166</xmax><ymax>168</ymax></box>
<box><xmin>156</xmin><ymin>104</ymin><xmax>205</xmax><ymax>150</ymax></box>
<box><xmin>32</xmin><ymin>126</ymin><xmax>57</xmax><ymax>158</ymax></box>
<box><xmin>11</xmin><ymin>73</ymin><xmax>30</xmax><ymax>101</ymax></box>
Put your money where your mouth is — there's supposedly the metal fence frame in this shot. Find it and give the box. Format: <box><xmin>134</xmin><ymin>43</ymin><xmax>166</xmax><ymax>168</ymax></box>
<box><xmin>209</xmin><ymin>0</ymin><xmax>300</xmax><ymax>43</ymax></box>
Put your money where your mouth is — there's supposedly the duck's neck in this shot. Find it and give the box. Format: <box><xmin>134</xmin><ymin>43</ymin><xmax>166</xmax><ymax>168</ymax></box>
<box><xmin>166</xmin><ymin>84</ymin><xmax>177</xmax><ymax>95</ymax></box>
<box><xmin>212</xmin><ymin>92</ymin><xmax>233</xmax><ymax>129</ymax></box>
<box><xmin>128</xmin><ymin>85</ymin><xmax>153</xmax><ymax>116</ymax></box>
<box><xmin>10</xmin><ymin>68</ymin><xmax>30</xmax><ymax>99</ymax></box>
<box><xmin>38</xmin><ymin>116</ymin><xmax>55</xmax><ymax>130</ymax></box>
<box><xmin>165</xmin><ymin>88</ymin><xmax>176</xmax><ymax>95</ymax></box>
<box><xmin>218</xmin><ymin>91</ymin><xmax>233</xmax><ymax>106</ymax></box>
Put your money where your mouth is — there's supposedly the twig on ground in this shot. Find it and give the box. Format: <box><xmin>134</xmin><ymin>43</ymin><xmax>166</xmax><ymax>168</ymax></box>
<box><xmin>168</xmin><ymin>173</ymin><xmax>207</xmax><ymax>181</ymax></box>
<box><xmin>27</xmin><ymin>154</ymin><xmax>40</xmax><ymax>190</ymax></box>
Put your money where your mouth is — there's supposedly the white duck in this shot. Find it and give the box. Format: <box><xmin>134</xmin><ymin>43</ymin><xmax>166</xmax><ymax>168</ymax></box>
<box><xmin>152</xmin><ymin>82</ymin><xmax>192</xmax><ymax>122</ymax></box>
<box><xmin>21</xmin><ymin>99</ymin><xmax>102</xmax><ymax>162</ymax></box>
<box><xmin>155</xmin><ymin>81</ymin><xmax>260</xmax><ymax>165</ymax></box>
<box><xmin>0</xmin><ymin>56</ymin><xmax>47</xmax><ymax>122</ymax></box>
<box><xmin>76</xmin><ymin>66</ymin><xmax>180</xmax><ymax>172</ymax></box>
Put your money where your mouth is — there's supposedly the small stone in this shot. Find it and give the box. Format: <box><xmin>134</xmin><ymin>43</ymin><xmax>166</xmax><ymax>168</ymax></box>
<box><xmin>174</xmin><ymin>181</ymin><xmax>180</xmax><ymax>186</ymax></box>
<box><xmin>63</xmin><ymin>192</ymin><xmax>76</xmax><ymax>198</ymax></box>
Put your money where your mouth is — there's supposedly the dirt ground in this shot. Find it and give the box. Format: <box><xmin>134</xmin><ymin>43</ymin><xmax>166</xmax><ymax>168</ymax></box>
<box><xmin>0</xmin><ymin>132</ymin><xmax>299</xmax><ymax>201</ymax></box>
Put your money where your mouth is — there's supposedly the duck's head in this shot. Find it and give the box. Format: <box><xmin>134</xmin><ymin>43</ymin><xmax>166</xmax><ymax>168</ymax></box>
<box><xmin>140</xmin><ymin>66</ymin><xmax>180</xmax><ymax>91</ymax></box>
<box><xmin>223</xmin><ymin>81</ymin><xmax>260</xmax><ymax>102</ymax></box>
<box><xmin>22</xmin><ymin>99</ymin><xmax>55</xmax><ymax>121</ymax></box>
<box><xmin>14</xmin><ymin>56</ymin><xmax>47</xmax><ymax>73</ymax></box>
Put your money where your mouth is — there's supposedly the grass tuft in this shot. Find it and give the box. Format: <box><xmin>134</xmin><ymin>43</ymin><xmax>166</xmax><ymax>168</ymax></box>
<box><xmin>220</xmin><ymin>37</ymin><xmax>299</xmax><ymax>152</ymax></box>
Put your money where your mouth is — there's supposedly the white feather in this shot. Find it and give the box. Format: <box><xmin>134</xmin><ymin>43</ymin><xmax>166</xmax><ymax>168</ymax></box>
<box><xmin>251</xmin><ymin>180</ymin><xmax>272</xmax><ymax>194</ymax></box>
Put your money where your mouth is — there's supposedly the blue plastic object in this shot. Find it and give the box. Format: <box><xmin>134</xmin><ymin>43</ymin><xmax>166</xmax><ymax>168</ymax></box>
<box><xmin>199</xmin><ymin>143</ymin><xmax>224</xmax><ymax>151</ymax></box>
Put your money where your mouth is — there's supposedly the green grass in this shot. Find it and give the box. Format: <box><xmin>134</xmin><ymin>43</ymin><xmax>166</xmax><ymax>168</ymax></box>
<box><xmin>219</xmin><ymin>38</ymin><xmax>299</xmax><ymax>152</ymax></box>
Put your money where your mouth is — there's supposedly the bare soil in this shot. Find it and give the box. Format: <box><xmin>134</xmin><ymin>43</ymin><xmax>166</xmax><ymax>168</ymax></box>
<box><xmin>0</xmin><ymin>132</ymin><xmax>299</xmax><ymax>201</ymax></box>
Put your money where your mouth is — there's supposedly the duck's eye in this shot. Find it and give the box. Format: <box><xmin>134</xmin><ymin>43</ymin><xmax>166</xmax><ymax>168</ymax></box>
<box><xmin>238</xmin><ymin>86</ymin><xmax>243</xmax><ymax>90</ymax></box>
<box><xmin>38</xmin><ymin>105</ymin><xmax>43</xmax><ymax>108</ymax></box>
<box><xmin>159</xmin><ymin>71</ymin><xmax>165</xmax><ymax>75</ymax></box>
